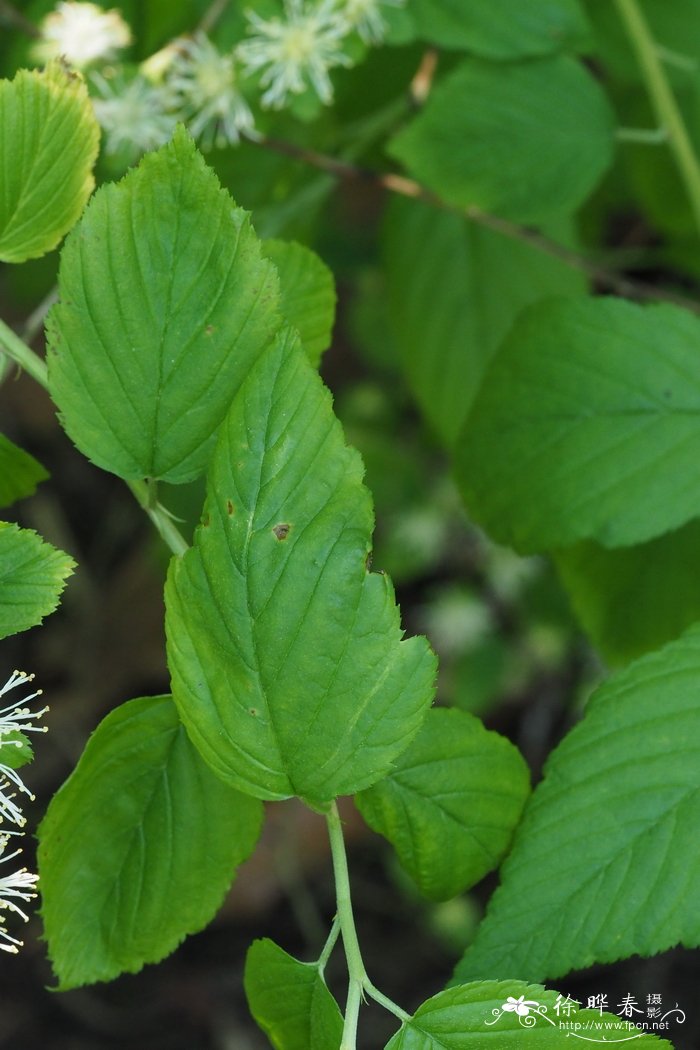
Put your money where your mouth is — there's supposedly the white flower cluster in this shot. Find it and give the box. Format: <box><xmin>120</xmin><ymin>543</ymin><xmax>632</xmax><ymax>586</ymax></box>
<box><xmin>31</xmin><ymin>0</ymin><xmax>404</xmax><ymax>154</ymax></box>
<box><xmin>0</xmin><ymin>671</ymin><xmax>47</xmax><ymax>954</ymax></box>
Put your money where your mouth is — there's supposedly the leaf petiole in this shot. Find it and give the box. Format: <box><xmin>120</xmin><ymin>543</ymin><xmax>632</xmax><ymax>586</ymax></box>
<box><xmin>326</xmin><ymin>802</ymin><xmax>409</xmax><ymax>1049</ymax></box>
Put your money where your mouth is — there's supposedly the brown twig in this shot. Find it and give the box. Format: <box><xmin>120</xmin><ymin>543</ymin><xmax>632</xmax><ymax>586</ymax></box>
<box><xmin>197</xmin><ymin>0</ymin><xmax>232</xmax><ymax>35</ymax></box>
<box><xmin>252</xmin><ymin>133</ymin><xmax>700</xmax><ymax>315</ymax></box>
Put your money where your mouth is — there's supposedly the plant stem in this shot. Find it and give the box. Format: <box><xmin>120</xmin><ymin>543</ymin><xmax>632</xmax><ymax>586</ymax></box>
<box><xmin>252</xmin><ymin>135</ymin><xmax>700</xmax><ymax>315</ymax></box>
<box><xmin>0</xmin><ymin>317</ymin><xmax>189</xmax><ymax>559</ymax></box>
<box><xmin>0</xmin><ymin>317</ymin><xmax>48</xmax><ymax>386</ymax></box>
<box><xmin>326</xmin><ymin>803</ymin><xmax>409</xmax><ymax>1049</ymax></box>
<box><xmin>614</xmin><ymin>0</ymin><xmax>700</xmax><ymax>238</ymax></box>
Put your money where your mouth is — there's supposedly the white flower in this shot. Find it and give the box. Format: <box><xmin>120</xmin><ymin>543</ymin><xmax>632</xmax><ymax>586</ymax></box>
<box><xmin>0</xmin><ymin>834</ymin><xmax>39</xmax><ymax>954</ymax></box>
<box><xmin>0</xmin><ymin>671</ymin><xmax>48</xmax><ymax>742</ymax></box>
<box><xmin>238</xmin><ymin>0</ymin><xmax>351</xmax><ymax>109</ymax></box>
<box><xmin>167</xmin><ymin>34</ymin><xmax>254</xmax><ymax>150</ymax></box>
<box><xmin>90</xmin><ymin>72</ymin><xmax>178</xmax><ymax>156</ymax></box>
<box><xmin>32</xmin><ymin>1</ymin><xmax>132</xmax><ymax>69</ymax></box>
<box><xmin>342</xmin><ymin>0</ymin><xmax>404</xmax><ymax>43</ymax></box>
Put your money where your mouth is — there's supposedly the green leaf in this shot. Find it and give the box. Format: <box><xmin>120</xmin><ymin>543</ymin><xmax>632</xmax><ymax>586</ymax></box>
<box><xmin>264</xmin><ymin>239</ymin><xmax>336</xmax><ymax>367</ymax></box>
<box><xmin>0</xmin><ymin>522</ymin><xmax>74</xmax><ymax>640</ymax></box>
<box><xmin>453</xmin><ymin>625</ymin><xmax>700</xmax><ymax>984</ymax></box>
<box><xmin>0</xmin><ymin>731</ymin><xmax>33</xmax><ymax>770</ymax></box>
<box><xmin>455</xmin><ymin>297</ymin><xmax>700</xmax><ymax>553</ymax></box>
<box><xmin>244</xmin><ymin>938</ymin><xmax>343</xmax><ymax>1050</ymax></box>
<box><xmin>39</xmin><ymin>695</ymin><xmax>263</xmax><ymax>990</ymax></box>
<box><xmin>0</xmin><ymin>62</ymin><xmax>99</xmax><ymax>263</ymax></box>
<box><xmin>0</xmin><ymin>433</ymin><xmax>48</xmax><ymax>508</ymax></box>
<box><xmin>47</xmin><ymin>126</ymin><xmax>281</xmax><ymax>484</ymax></box>
<box><xmin>388</xmin><ymin>56</ymin><xmax>614</xmax><ymax>224</ymax></box>
<box><xmin>555</xmin><ymin>521</ymin><xmax>700</xmax><ymax>665</ymax></box>
<box><xmin>411</xmin><ymin>0</ymin><xmax>591</xmax><ymax>58</ymax></box>
<box><xmin>356</xmin><ymin>708</ymin><xmax>530</xmax><ymax>901</ymax></box>
<box><xmin>165</xmin><ymin>327</ymin><xmax>436</xmax><ymax>806</ymax></box>
<box><xmin>383</xmin><ymin>197</ymin><xmax>584</xmax><ymax>446</ymax></box>
<box><xmin>385</xmin><ymin>981</ymin><xmax>671</xmax><ymax>1048</ymax></box>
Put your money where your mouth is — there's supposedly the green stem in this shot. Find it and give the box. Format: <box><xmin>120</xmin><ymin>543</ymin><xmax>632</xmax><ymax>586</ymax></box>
<box><xmin>614</xmin><ymin>0</ymin><xmax>700</xmax><ymax>237</ymax></box>
<box><xmin>0</xmin><ymin>317</ymin><xmax>189</xmax><ymax>559</ymax></box>
<box><xmin>326</xmin><ymin>803</ymin><xmax>409</xmax><ymax>1049</ymax></box>
<box><xmin>317</xmin><ymin>915</ymin><xmax>341</xmax><ymax>977</ymax></box>
<box><xmin>0</xmin><ymin>317</ymin><xmax>48</xmax><ymax>387</ymax></box>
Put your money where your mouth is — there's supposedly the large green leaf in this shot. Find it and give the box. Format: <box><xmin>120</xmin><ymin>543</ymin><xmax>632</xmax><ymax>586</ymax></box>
<box><xmin>388</xmin><ymin>56</ymin><xmax>614</xmax><ymax>225</ymax></box>
<box><xmin>0</xmin><ymin>521</ymin><xmax>74</xmax><ymax>639</ymax></box>
<box><xmin>385</xmin><ymin>981</ymin><xmax>671</xmax><ymax>1048</ymax></box>
<box><xmin>0</xmin><ymin>62</ymin><xmax>99</xmax><ymax>263</ymax></box>
<box><xmin>455</xmin><ymin>297</ymin><xmax>700</xmax><ymax>553</ymax></box>
<box><xmin>244</xmin><ymin>938</ymin><xmax>343</xmax><ymax>1050</ymax></box>
<box><xmin>411</xmin><ymin>0</ymin><xmax>591</xmax><ymax>57</ymax></box>
<box><xmin>39</xmin><ymin>695</ymin><xmax>263</xmax><ymax>989</ymax></box>
<box><xmin>356</xmin><ymin>708</ymin><xmax>530</xmax><ymax>901</ymax></box>
<box><xmin>454</xmin><ymin>625</ymin><xmax>700</xmax><ymax>984</ymax></box>
<box><xmin>383</xmin><ymin>197</ymin><xmax>584</xmax><ymax>446</ymax></box>
<box><xmin>556</xmin><ymin>521</ymin><xmax>700</xmax><ymax>665</ymax></box>
<box><xmin>0</xmin><ymin>433</ymin><xmax>48</xmax><ymax>508</ymax></box>
<box><xmin>47</xmin><ymin>127</ymin><xmax>281</xmax><ymax>484</ymax></box>
<box><xmin>263</xmin><ymin>239</ymin><xmax>336</xmax><ymax>367</ymax></box>
<box><xmin>165</xmin><ymin>327</ymin><xmax>436</xmax><ymax>806</ymax></box>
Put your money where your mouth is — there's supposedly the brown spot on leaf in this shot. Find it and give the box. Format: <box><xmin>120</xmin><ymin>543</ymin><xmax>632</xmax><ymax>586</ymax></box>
<box><xmin>273</xmin><ymin>523</ymin><xmax>290</xmax><ymax>540</ymax></box>
<box><xmin>226</xmin><ymin>499</ymin><xmax>235</xmax><ymax>515</ymax></box>
<box><xmin>205</xmin><ymin>324</ymin><xmax>215</xmax><ymax>335</ymax></box>
<box><xmin>249</xmin><ymin>708</ymin><xmax>259</xmax><ymax>717</ymax></box>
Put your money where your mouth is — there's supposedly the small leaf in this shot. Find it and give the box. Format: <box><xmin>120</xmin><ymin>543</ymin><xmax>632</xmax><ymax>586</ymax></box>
<box><xmin>0</xmin><ymin>433</ymin><xmax>48</xmax><ymax>508</ymax></box>
<box><xmin>454</xmin><ymin>625</ymin><xmax>700</xmax><ymax>984</ymax></box>
<box><xmin>0</xmin><ymin>62</ymin><xmax>99</xmax><ymax>263</ymax></box>
<box><xmin>388</xmin><ymin>56</ymin><xmax>614</xmax><ymax>224</ymax></box>
<box><xmin>411</xmin><ymin>0</ymin><xmax>591</xmax><ymax>58</ymax></box>
<box><xmin>455</xmin><ymin>297</ymin><xmax>700</xmax><ymax>552</ymax></box>
<box><xmin>264</xmin><ymin>239</ymin><xmax>336</xmax><ymax>367</ymax></box>
<box><xmin>0</xmin><ymin>522</ymin><xmax>74</xmax><ymax>640</ymax></box>
<box><xmin>39</xmin><ymin>695</ymin><xmax>263</xmax><ymax>989</ymax></box>
<box><xmin>555</xmin><ymin>521</ymin><xmax>700</xmax><ymax>665</ymax></box>
<box><xmin>0</xmin><ymin>731</ymin><xmax>33</xmax><ymax>770</ymax></box>
<box><xmin>385</xmin><ymin>981</ymin><xmax>671</xmax><ymax>1048</ymax></box>
<box><xmin>165</xmin><ymin>327</ymin><xmax>436</xmax><ymax>806</ymax></box>
<box><xmin>356</xmin><ymin>708</ymin><xmax>530</xmax><ymax>901</ymax></box>
<box><xmin>47</xmin><ymin>126</ymin><xmax>281</xmax><ymax>484</ymax></box>
<box><xmin>383</xmin><ymin>197</ymin><xmax>584</xmax><ymax>446</ymax></box>
<box><xmin>244</xmin><ymin>938</ymin><xmax>343</xmax><ymax>1050</ymax></box>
